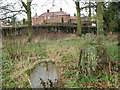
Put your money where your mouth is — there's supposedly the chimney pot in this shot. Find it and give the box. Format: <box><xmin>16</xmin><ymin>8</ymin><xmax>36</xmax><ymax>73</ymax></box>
<box><xmin>47</xmin><ymin>9</ymin><xmax>49</xmax><ymax>13</ymax></box>
<box><xmin>60</xmin><ymin>8</ymin><xmax>62</xmax><ymax>12</ymax></box>
<box><xmin>35</xmin><ymin>13</ymin><xmax>37</xmax><ymax>16</ymax></box>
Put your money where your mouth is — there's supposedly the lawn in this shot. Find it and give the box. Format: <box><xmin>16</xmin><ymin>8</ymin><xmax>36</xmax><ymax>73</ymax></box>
<box><xmin>1</xmin><ymin>32</ymin><xmax>119</xmax><ymax>88</ymax></box>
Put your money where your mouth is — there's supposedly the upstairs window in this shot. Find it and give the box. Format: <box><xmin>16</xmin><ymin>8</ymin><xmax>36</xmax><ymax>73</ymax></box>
<box><xmin>48</xmin><ymin>16</ymin><xmax>50</xmax><ymax>19</ymax></box>
<box><xmin>54</xmin><ymin>16</ymin><xmax>56</xmax><ymax>19</ymax></box>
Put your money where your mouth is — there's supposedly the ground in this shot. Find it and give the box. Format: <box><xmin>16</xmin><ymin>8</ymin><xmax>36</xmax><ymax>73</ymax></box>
<box><xmin>1</xmin><ymin>32</ymin><xmax>119</xmax><ymax>88</ymax></box>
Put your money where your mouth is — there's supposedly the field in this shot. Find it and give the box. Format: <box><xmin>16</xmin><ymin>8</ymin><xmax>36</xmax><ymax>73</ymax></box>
<box><xmin>1</xmin><ymin>32</ymin><xmax>119</xmax><ymax>88</ymax></box>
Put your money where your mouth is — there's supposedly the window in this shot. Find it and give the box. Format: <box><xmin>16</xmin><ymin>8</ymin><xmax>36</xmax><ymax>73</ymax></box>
<box><xmin>54</xmin><ymin>16</ymin><xmax>56</xmax><ymax>19</ymax></box>
<box><xmin>34</xmin><ymin>18</ymin><xmax>36</xmax><ymax>21</ymax></box>
<box><xmin>66</xmin><ymin>16</ymin><xmax>68</xmax><ymax>20</ymax></box>
<box><xmin>48</xmin><ymin>16</ymin><xmax>50</xmax><ymax>19</ymax></box>
<box><xmin>74</xmin><ymin>19</ymin><xmax>77</xmax><ymax>23</ymax></box>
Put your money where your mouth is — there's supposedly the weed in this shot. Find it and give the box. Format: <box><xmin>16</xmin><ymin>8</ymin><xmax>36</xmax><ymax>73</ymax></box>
<box><xmin>1</xmin><ymin>33</ymin><xmax>119</xmax><ymax>88</ymax></box>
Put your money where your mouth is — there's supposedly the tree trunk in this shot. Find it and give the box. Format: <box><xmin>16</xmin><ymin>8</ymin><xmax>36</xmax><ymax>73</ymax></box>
<box><xmin>97</xmin><ymin>2</ymin><xmax>104</xmax><ymax>45</ymax></box>
<box><xmin>88</xmin><ymin>0</ymin><xmax>91</xmax><ymax>20</ymax></box>
<box><xmin>78</xmin><ymin>2</ymin><xmax>111</xmax><ymax>79</ymax></box>
<box><xmin>88</xmin><ymin>0</ymin><xmax>91</xmax><ymax>32</ymax></box>
<box><xmin>75</xmin><ymin>1</ymin><xmax>82</xmax><ymax>37</ymax></box>
<box><xmin>78</xmin><ymin>45</ymin><xmax>109</xmax><ymax>79</ymax></box>
<box><xmin>27</xmin><ymin>2</ymin><xmax>32</xmax><ymax>42</ymax></box>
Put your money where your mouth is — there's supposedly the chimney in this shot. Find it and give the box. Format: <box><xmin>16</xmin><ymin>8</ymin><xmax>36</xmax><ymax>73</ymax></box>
<box><xmin>47</xmin><ymin>9</ymin><xmax>49</xmax><ymax>13</ymax></box>
<box><xmin>60</xmin><ymin>8</ymin><xmax>62</xmax><ymax>12</ymax></box>
<box><xmin>35</xmin><ymin>13</ymin><xmax>37</xmax><ymax>16</ymax></box>
<box><xmin>74</xmin><ymin>13</ymin><xmax>76</xmax><ymax>16</ymax></box>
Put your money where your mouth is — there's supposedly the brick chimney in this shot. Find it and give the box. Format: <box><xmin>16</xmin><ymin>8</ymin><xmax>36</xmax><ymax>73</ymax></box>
<box><xmin>60</xmin><ymin>8</ymin><xmax>62</xmax><ymax>12</ymax></box>
<box><xmin>47</xmin><ymin>9</ymin><xmax>49</xmax><ymax>13</ymax></box>
<box><xmin>35</xmin><ymin>13</ymin><xmax>37</xmax><ymax>16</ymax></box>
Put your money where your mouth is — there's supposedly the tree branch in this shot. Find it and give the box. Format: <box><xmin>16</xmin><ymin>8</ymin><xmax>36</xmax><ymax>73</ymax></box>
<box><xmin>0</xmin><ymin>13</ymin><xmax>17</xmax><ymax>20</ymax></box>
<box><xmin>21</xmin><ymin>1</ymin><xmax>28</xmax><ymax>11</ymax></box>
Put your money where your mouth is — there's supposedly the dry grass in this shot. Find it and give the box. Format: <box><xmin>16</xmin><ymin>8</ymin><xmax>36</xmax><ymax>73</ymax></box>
<box><xmin>2</xmin><ymin>32</ymin><xmax>119</xmax><ymax>88</ymax></box>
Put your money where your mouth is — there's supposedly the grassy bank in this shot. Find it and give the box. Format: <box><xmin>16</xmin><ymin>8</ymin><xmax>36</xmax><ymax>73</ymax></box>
<box><xmin>1</xmin><ymin>33</ymin><xmax>119</xmax><ymax>88</ymax></box>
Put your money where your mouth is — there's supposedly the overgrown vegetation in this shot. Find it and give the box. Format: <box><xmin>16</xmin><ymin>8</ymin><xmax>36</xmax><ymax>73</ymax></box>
<box><xmin>1</xmin><ymin>33</ymin><xmax>119</xmax><ymax>88</ymax></box>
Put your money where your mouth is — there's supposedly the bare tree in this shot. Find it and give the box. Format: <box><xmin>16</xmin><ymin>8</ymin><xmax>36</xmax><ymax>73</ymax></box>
<box><xmin>20</xmin><ymin>0</ymin><xmax>33</xmax><ymax>42</ymax></box>
<box><xmin>0</xmin><ymin>0</ymin><xmax>26</xmax><ymax>20</ymax></box>
<box><xmin>73</xmin><ymin>0</ymin><xmax>82</xmax><ymax>36</ymax></box>
<box><xmin>76</xmin><ymin>1</ymin><xmax>82</xmax><ymax>36</ymax></box>
<box><xmin>0</xmin><ymin>0</ymin><xmax>33</xmax><ymax>42</ymax></box>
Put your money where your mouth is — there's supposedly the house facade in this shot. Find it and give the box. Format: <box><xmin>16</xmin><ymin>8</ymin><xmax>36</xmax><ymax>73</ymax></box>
<box><xmin>69</xmin><ymin>16</ymin><xmax>77</xmax><ymax>23</ymax></box>
<box><xmin>32</xmin><ymin>8</ymin><xmax>70</xmax><ymax>25</ymax></box>
<box><xmin>20</xmin><ymin>19</ymin><xmax>28</xmax><ymax>24</ymax></box>
<box><xmin>32</xmin><ymin>8</ymin><xmax>96</xmax><ymax>27</ymax></box>
<box><xmin>0</xmin><ymin>21</ymin><xmax>4</xmax><ymax>27</ymax></box>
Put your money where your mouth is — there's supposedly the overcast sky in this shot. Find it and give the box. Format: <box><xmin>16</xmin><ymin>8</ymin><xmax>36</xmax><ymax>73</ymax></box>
<box><xmin>17</xmin><ymin>0</ymin><xmax>119</xmax><ymax>21</ymax></box>
<box><xmin>31</xmin><ymin>0</ymin><xmax>76</xmax><ymax>16</ymax></box>
<box><xmin>17</xmin><ymin>0</ymin><xmax>89</xmax><ymax>21</ymax></box>
<box><xmin>1</xmin><ymin>0</ymin><xmax>119</xmax><ymax>21</ymax></box>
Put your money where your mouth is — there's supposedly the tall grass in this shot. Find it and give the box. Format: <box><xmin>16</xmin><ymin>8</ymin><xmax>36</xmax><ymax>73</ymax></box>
<box><xmin>1</xmin><ymin>33</ymin><xmax>119</xmax><ymax>88</ymax></box>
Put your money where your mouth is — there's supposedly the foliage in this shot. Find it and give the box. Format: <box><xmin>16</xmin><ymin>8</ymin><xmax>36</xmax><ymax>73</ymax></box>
<box><xmin>23</xmin><ymin>18</ymin><xmax>26</xmax><ymax>25</ymax></box>
<box><xmin>2</xmin><ymin>36</ymin><xmax>48</xmax><ymax>88</ymax></box>
<box><xmin>61</xmin><ymin>17</ymin><xmax>64</xmax><ymax>24</ymax></box>
<box><xmin>103</xmin><ymin>2</ymin><xmax>119</xmax><ymax>32</ymax></box>
<box><xmin>1</xmin><ymin>33</ymin><xmax>119</xmax><ymax>88</ymax></box>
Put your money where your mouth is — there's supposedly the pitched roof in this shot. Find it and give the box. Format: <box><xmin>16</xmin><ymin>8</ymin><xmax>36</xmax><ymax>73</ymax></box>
<box><xmin>39</xmin><ymin>11</ymin><xmax>70</xmax><ymax>17</ymax></box>
<box><xmin>70</xmin><ymin>16</ymin><xmax>77</xmax><ymax>20</ymax></box>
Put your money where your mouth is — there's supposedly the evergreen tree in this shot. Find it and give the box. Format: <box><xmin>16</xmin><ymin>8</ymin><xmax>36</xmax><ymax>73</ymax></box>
<box><xmin>61</xmin><ymin>17</ymin><xmax>64</xmax><ymax>24</ymax></box>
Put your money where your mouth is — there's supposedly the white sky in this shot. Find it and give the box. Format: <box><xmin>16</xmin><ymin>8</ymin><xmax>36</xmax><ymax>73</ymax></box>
<box><xmin>17</xmin><ymin>0</ymin><xmax>119</xmax><ymax>21</ymax></box>
<box><xmin>1</xmin><ymin>0</ymin><xmax>119</xmax><ymax>21</ymax></box>
<box><xmin>17</xmin><ymin>0</ymin><xmax>89</xmax><ymax>21</ymax></box>
<box><xmin>31</xmin><ymin>0</ymin><xmax>76</xmax><ymax>16</ymax></box>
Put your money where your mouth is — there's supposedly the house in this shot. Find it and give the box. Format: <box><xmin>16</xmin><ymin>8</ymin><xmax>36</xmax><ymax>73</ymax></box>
<box><xmin>20</xmin><ymin>19</ymin><xmax>28</xmax><ymax>24</ymax></box>
<box><xmin>32</xmin><ymin>13</ymin><xmax>39</xmax><ymax>25</ymax></box>
<box><xmin>32</xmin><ymin>8</ymin><xmax>96</xmax><ymax>27</ymax></box>
<box><xmin>32</xmin><ymin>8</ymin><xmax>70</xmax><ymax>25</ymax></box>
<box><xmin>69</xmin><ymin>16</ymin><xmax>77</xmax><ymax>23</ymax></box>
<box><xmin>81</xmin><ymin>17</ymin><xmax>96</xmax><ymax>27</ymax></box>
<box><xmin>0</xmin><ymin>21</ymin><xmax>4</xmax><ymax>27</ymax></box>
<box><xmin>69</xmin><ymin>16</ymin><xmax>95</xmax><ymax>26</ymax></box>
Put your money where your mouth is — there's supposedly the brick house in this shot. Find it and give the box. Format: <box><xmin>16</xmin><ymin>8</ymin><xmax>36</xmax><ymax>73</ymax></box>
<box><xmin>69</xmin><ymin>16</ymin><xmax>94</xmax><ymax>26</ymax></box>
<box><xmin>69</xmin><ymin>16</ymin><xmax>77</xmax><ymax>23</ymax></box>
<box><xmin>81</xmin><ymin>17</ymin><xmax>90</xmax><ymax>26</ymax></box>
<box><xmin>20</xmin><ymin>19</ymin><xmax>28</xmax><ymax>24</ymax></box>
<box><xmin>32</xmin><ymin>8</ymin><xmax>70</xmax><ymax>25</ymax></box>
<box><xmin>32</xmin><ymin>8</ymin><xmax>95</xmax><ymax>26</ymax></box>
